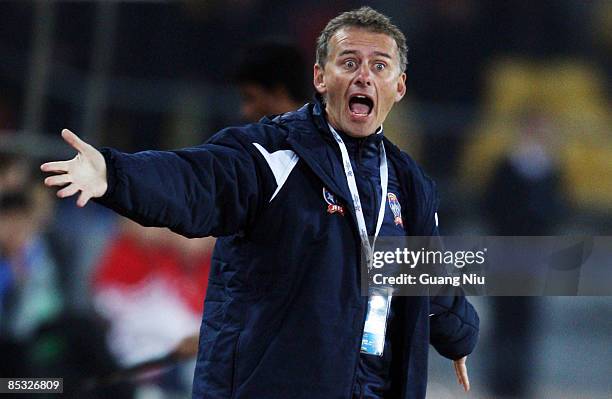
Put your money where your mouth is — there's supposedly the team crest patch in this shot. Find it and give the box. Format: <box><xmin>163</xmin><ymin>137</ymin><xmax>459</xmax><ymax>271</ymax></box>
<box><xmin>387</xmin><ymin>193</ymin><xmax>403</xmax><ymax>227</ymax></box>
<box><xmin>323</xmin><ymin>187</ymin><xmax>345</xmax><ymax>216</ymax></box>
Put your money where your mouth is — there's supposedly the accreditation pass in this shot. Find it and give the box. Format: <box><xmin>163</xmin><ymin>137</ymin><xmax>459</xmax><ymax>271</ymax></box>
<box><xmin>360</xmin><ymin>287</ymin><xmax>392</xmax><ymax>356</ymax></box>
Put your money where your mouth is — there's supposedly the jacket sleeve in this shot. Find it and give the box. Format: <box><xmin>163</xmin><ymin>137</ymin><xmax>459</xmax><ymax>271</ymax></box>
<box><xmin>421</xmin><ymin>175</ymin><xmax>480</xmax><ymax>360</ymax></box>
<box><xmin>429</xmin><ymin>289</ymin><xmax>480</xmax><ymax>360</ymax></box>
<box><xmin>95</xmin><ymin>128</ymin><xmax>270</xmax><ymax>238</ymax></box>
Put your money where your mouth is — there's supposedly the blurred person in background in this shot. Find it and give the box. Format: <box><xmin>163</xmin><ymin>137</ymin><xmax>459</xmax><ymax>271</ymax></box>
<box><xmin>484</xmin><ymin>110</ymin><xmax>565</xmax><ymax>236</ymax></box>
<box><xmin>0</xmin><ymin>152</ymin><xmax>62</xmax><ymax>380</ymax></box>
<box><xmin>41</xmin><ymin>7</ymin><xmax>479</xmax><ymax>399</ymax></box>
<box><xmin>0</xmin><ymin>153</ymin><xmax>132</xmax><ymax>398</ymax></box>
<box><xmin>0</xmin><ymin>152</ymin><xmax>62</xmax><ymax>340</ymax></box>
<box><xmin>234</xmin><ymin>39</ymin><xmax>310</xmax><ymax>122</ymax></box>
<box><xmin>91</xmin><ymin>219</ymin><xmax>214</xmax><ymax>397</ymax></box>
<box><xmin>483</xmin><ymin>110</ymin><xmax>566</xmax><ymax>398</ymax></box>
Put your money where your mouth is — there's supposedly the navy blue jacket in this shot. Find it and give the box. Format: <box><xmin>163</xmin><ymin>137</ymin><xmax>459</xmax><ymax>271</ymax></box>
<box><xmin>97</xmin><ymin>101</ymin><xmax>479</xmax><ymax>399</ymax></box>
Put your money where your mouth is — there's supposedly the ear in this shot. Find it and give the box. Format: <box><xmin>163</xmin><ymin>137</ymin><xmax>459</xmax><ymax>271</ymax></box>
<box><xmin>394</xmin><ymin>72</ymin><xmax>406</xmax><ymax>102</ymax></box>
<box><xmin>313</xmin><ymin>63</ymin><xmax>327</xmax><ymax>95</ymax></box>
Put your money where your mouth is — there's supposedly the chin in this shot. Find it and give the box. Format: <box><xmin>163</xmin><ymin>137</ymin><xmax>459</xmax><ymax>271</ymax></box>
<box><xmin>343</xmin><ymin>125</ymin><xmax>371</xmax><ymax>138</ymax></box>
<box><xmin>342</xmin><ymin>117</ymin><xmax>376</xmax><ymax>137</ymax></box>
<box><xmin>350</xmin><ymin>121</ymin><xmax>378</xmax><ymax>137</ymax></box>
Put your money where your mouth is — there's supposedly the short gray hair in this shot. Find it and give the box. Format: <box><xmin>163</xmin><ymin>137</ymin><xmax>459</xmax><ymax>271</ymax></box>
<box><xmin>316</xmin><ymin>6</ymin><xmax>408</xmax><ymax>73</ymax></box>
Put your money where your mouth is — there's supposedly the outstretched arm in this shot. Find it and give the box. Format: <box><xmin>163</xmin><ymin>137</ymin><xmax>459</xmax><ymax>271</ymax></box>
<box><xmin>41</xmin><ymin>127</ymin><xmax>269</xmax><ymax>238</ymax></box>
<box><xmin>41</xmin><ymin>129</ymin><xmax>108</xmax><ymax>207</ymax></box>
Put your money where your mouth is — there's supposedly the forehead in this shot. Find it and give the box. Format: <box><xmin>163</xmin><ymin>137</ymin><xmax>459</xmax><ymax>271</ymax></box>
<box><xmin>328</xmin><ymin>27</ymin><xmax>398</xmax><ymax>60</ymax></box>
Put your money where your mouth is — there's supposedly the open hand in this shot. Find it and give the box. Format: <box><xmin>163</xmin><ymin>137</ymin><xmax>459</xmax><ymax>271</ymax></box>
<box><xmin>41</xmin><ymin>129</ymin><xmax>108</xmax><ymax>207</ymax></box>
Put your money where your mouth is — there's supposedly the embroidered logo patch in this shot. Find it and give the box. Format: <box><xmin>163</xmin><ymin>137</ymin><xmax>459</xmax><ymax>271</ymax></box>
<box><xmin>387</xmin><ymin>192</ymin><xmax>403</xmax><ymax>227</ymax></box>
<box><xmin>323</xmin><ymin>187</ymin><xmax>345</xmax><ymax>216</ymax></box>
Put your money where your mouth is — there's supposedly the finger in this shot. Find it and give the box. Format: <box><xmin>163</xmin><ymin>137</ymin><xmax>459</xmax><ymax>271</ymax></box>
<box><xmin>453</xmin><ymin>362</ymin><xmax>462</xmax><ymax>387</ymax></box>
<box><xmin>76</xmin><ymin>191</ymin><xmax>91</xmax><ymax>207</ymax></box>
<box><xmin>57</xmin><ymin>183</ymin><xmax>79</xmax><ymax>199</ymax></box>
<box><xmin>44</xmin><ymin>174</ymin><xmax>72</xmax><ymax>187</ymax></box>
<box><xmin>41</xmin><ymin>160</ymin><xmax>71</xmax><ymax>173</ymax></box>
<box><xmin>453</xmin><ymin>362</ymin><xmax>461</xmax><ymax>385</ymax></box>
<box><xmin>61</xmin><ymin>129</ymin><xmax>88</xmax><ymax>153</ymax></box>
<box><xmin>454</xmin><ymin>360</ymin><xmax>470</xmax><ymax>392</ymax></box>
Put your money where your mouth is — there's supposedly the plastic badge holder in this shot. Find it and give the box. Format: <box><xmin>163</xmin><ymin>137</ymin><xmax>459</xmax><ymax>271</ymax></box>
<box><xmin>360</xmin><ymin>287</ymin><xmax>393</xmax><ymax>356</ymax></box>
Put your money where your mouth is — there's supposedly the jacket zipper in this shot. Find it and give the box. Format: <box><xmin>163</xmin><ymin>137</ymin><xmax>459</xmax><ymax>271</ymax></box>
<box><xmin>350</xmin><ymin>137</ymin><xmax>382</xmax><ymax>399</ymax></box>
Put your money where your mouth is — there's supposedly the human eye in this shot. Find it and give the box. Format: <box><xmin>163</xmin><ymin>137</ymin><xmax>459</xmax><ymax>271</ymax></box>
<box><xmin>374</xmin><ymin>62</ymin><xmax>386</xmax><ymax>72</ymax></box>
<box><xmin>344</xmin><ymin>59</ymin><xmax>357</xmax><ymax>70</ymax></box>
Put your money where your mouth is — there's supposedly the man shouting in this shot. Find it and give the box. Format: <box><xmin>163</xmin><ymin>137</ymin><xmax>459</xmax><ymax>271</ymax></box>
<box><xmin>42</xmin><ymin>7</ymin><xmax>479</xmax><ymax>399</ymax></box>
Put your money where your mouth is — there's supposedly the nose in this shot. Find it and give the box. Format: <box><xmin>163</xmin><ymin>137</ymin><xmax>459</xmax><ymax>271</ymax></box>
<box><xmin>354</xmin><ymin>64</ymin><xmax>372</xmax><ymax>87</ymax></box>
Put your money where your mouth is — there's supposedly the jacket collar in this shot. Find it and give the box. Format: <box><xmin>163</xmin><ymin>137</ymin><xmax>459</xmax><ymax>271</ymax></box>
<box><xmin>272</xmin><ymin>98</ymin><xmax>425</xmax><ymax>236</ymax></box>
<box><xmin>281</xmin><ymin>95</ymin><xmax>383</xmax><ymax>205</ymax></box>
<box><xmin>281</xmin><ymin>102</ymin><xmax>353</xmax><ymax>205</ymax></box>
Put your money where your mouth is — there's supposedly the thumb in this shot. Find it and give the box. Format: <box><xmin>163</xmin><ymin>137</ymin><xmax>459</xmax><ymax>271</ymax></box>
<box><xmin>61</xmin><ymin>129</ymin><xmax>88</xmax><ymax>153</ymax></box>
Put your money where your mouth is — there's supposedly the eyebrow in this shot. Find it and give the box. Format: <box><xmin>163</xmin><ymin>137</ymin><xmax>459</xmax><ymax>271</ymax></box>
<box><xmin>372</xmin><ymin>51</ymin><xmax>393</xmax><ymax>59</ymax></box>
<box><xmin>337</xmin><ymin>49</ymin><xmax>393</xmax><ymax>59</ymax></box>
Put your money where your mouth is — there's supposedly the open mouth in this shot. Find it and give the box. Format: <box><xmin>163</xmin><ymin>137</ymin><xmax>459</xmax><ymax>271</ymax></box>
<box><xmin>348</xmin><ymin>95</ymin><xmax>374</xmax><ymax>117</ymax></box>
